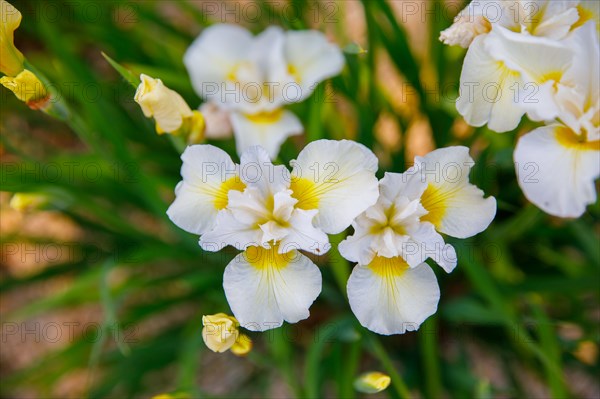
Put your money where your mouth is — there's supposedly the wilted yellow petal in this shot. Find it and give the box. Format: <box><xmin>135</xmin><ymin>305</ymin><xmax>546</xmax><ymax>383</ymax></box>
<box><xmin>201</xmin><ymin>313</ymin><xmax>239</xmax><ymax>353</ymax></box>
<box><xmin>354</xmin><ymin>371</ymin><xmax>391</xmax><ymax>394</ymax></box>
<box><xmin>230</xmin><ymin>333</ymin><xmax>252</xmax><ymax>356</ymax></box>
<box><xmin>0</xmin><ymin>0</ymin><xmax>25</xmax><ymax>76</ymax></box>
<box><xmin>0</xmin><ymin>69</ymin><xmax>49</xmax><ymax>108</ymax></box>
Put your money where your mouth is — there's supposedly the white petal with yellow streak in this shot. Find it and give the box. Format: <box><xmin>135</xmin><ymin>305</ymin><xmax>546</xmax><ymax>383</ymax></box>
<box><xmin>224</xmin><ymin>246</ymin><xmax>322</xmax><ymax>331</ymax></box>
<box><xmin>514</xmin><ymin>124</ymin><xmax>600</xmax><ymax>218</ymax></box>
<box><xmin>412</xmin><ymin>146</ymin><xmax>496</xmax><ymax>239</ymax></box>
<box><xmin>347</xmin><ymin>257</ymin><xmax>440</xmax><ymax>335</ymax></box>
<box><xmin>167</xmin><ymin>145</ymin><xmax>244</xmax><ymax>235</ymax></box>
<box><xmin>456</xmin><ymin>34</ymin><xmax>526</xmax><ymax>133</ymax></box>
<box><xmin>290</xmin><ymin>140</ymin><xmax>379</xmax><ymax>234</ymax></box>
<box><xmin>281</xmin><ymin>30</ymin><xmax>345</xmax><ymax>102</ymax></box>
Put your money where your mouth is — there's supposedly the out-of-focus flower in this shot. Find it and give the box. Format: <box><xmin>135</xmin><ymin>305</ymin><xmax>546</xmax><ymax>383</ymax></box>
<box><xmin>134</xmin><ymin>74</ymin><xmax>205</xmax><ymax>143</ymax></box>
<box><xmin>354</xmin><ymin>371</ymin><xmax>391</xmax><ymax>394</ymax></box>
<box><xmin>440</xmin><ymin>0</ymin><xmax>593</xmax><ymax>48</ymax></box>
<box><xmin>199</xmin><ymin>102</ymin><xmax>233</xmax><ymax>139</ymax></box>
<box><xmin>0</xmin><ymin>69</ymin><xmax>49</xmax><ymax>109</ymax></box>
<box><xmin>202</xmin><ymin>313</ymin><xmax>252</xmax><ymax>355</ymax></box>
<box><xmin>340</xmin><ymin>146</ymin><xmax>496</xmax><ymax>335</ymax></box>
<box><xmin>0</xmin><ymin>0</ymin><xmax>25</xmax><ymax>76</ymax></box>
<box><xmin>168</xmin><ymin>140</ymin><xmax>379</xmax><ymax>331</ymax></box>
<box><xmin>514</xmin><ymin>22</ymin><xmax>599</xmax><ymax>218</ymax></box>
<box><xmin>184</xmin><ymin>24</ymin><xmax>344</xmax><ymax>157</ymax></box>
<box><xmin>573</xmin><ymin>340</ymin><xmax>598</xmax><ymax>365</ymax></box>
<box><xmin>9</xmin><ymin>192</ymin><xmax>49</xmax><ymax>212</ymax></box>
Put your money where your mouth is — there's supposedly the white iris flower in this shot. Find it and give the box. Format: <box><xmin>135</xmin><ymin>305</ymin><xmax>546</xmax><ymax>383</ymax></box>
<box><xmin>514</xmin><ymin>22</ymin><xmax>600</xmax><ymax>217</ymax></box>
<box><xmin>167</xmin><ymin>140</ymin><xmax>379</xmax><ymax>331</ymax></box>
<box><xmin>340</xmin><ymin>147</ymin><xmax>496</xmax><ymax>335</ymax></box>
<box><xmin>184</xmin><ymin>24</ymin><xmax>344</xmax><ymax>158</ymax></box>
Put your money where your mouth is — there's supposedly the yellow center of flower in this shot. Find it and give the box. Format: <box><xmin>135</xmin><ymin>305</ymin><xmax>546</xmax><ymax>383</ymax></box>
<box><xmin>244</xmin><ymin>109</ymin><xmax>284</xmax><ymax>124</ymax></box>
<box><xmin>419</xmin><ymin>184</ymin><xmax>448</xmax><ymax>229</ymax></box>
<box><xmin>369</xmin><ymin>204</ymin><xmax>407</xmax><ymax>236</ymax></box>
<box><xmin>555</xmin><ymin>126</ymin><xmax>600</xmax><ymax>151</ymax></box>
<box><xmin>245</xmin><ymin>244</ymin><xmax>292</xmax><ymax>271</ymax></box>
<box><xmin>214</xmin><ymin>176</ymin><xmax>246</xmax><ymax>210</ymax></box>
<box><xmin>369</xmin><ymin>256</ymin><xmax>410</xmax><ymax>278</ymax></box>
<box><xmin>290</xmin><ymin>177</ymin><xmax>320</xmax><ymax>210</ymax></box>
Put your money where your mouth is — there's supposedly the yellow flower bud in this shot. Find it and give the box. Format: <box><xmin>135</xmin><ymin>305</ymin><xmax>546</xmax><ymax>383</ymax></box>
<box><xmin>0</xmin><ymin>0</ymin><xmax>25</xmax><ymax>76</ymax></box>
<box><xmin>230</xmin><ymin>333</ymin><xmax>253</xmax><ymax>356</ymax></box>
<box><xmin>202</xmin><ymin>313</ymin><xmax>239</xmax><ymax>353</ymax></box>
<box><xmin>0</xmin><ymin>69</ymin><xmax>49</xmax><ymax>108</ymax></box>
<box><xmin>134</xmin><ymin>74</ymin><xmax>194</xmax><ymax>134</ymax></box>
<box><xmin>354</xmin><ymin>371</ymin><xmax>391</xmax><ymax>394</ymax></box>
<box><xmin>9</xmin><ymin>193</ymin><xmax>49</xmax><ymax>212</ymax></box>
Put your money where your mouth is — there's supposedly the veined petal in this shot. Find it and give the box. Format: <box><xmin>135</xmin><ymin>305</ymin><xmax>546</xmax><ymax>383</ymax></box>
<box><xmin>282</xmin><ymin>30</ymin><xmax>345</xmax><ymax>102</ymax></box>
<box><xmin>456</xmin><ymin>34</ymin><xmax>526</xmax><ymax>133</ymax></box>
<box><xmin>231</xmin><ymin>109</ymin><xmax>303</xmax><ymax>159</ymax></box>
<box><xmin>167</xmin><ymin>145</ymin><xmax>244</xmax><ymax>235</ymax></box>
<box><xmin>514</xmin><ymin>124</ymin><xmax>600</xmax><ymax>218</ymax></box>
<box><xmin>347</xmin><ymin>257</ymin><xmax>440</xmax><ymax>335</ymax></box>
<box><xmin>280</xmin><ymin>208</ymin><xmax>330</xmax><ymax>255</ymax></box>
<box><xmin>413</xmin><ymin>146</ymin><xmax>496</xmax><ymax>238</ymax></box>
<box><xmin>290</xmin><ymin>140</ymin><xmax>379</xmax><ymax>234</ymax></box>
<box><xmin>223</xmin><ymin>246</ymin><xmax>322</xmax><ymax>331</ymax></box>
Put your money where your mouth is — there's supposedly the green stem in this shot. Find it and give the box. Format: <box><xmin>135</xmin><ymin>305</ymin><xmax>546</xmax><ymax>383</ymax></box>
<box><xmin>367</xmin><ymin>335</ymin><xmax>411</xmax><ymax>399</ymax></box>
<box><xmin>420</xmin><ymin>317</ymin><xmax>443</xmax><ymax>398</ymax></box>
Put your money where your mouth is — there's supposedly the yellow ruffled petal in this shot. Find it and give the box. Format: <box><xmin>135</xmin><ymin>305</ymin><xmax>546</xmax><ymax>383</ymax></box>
<box><xmin>0</xmin><ymin>69</ymin><xmax>49</xmax><ymax>108</ymax></box>
<box><xmin>0</xmin><ymin>0</ymin><xmax>25</xmax><ymax>76</ymax></box>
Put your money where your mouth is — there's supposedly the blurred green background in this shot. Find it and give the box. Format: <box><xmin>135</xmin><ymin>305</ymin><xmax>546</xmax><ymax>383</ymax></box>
<box><xmin>1</xmin><ymin>0</ymin><xmax>599</xmax><ymax>398</ymax></box>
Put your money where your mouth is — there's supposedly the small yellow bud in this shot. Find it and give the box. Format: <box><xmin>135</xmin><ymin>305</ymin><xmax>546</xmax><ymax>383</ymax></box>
<box><xmin>134</xmin><ymin>74</ymin><xmax>193</xmax><ymax>133</ymax></box>
<box><xmin>9</xmin><ymin>193</ymin><xmax>49</xmax><ymax>212</ymax></box>
<box><xmin>354</xmin><ymin>371</ymin><xmax>391</xmax><ymax>394</ymax></box>
<box><xmin>0</xmin><ymin>69</ymin><xmax>49</xmax><ymax>108</ymax></box>
<box><xmin>0</xmin><ymin>0</ymin><xmax>25</xmax><ymax>76</ymax></box>
<box><xmin>230</xmin><ymin>333</ymin><xmax>253</xmax><ymax>356</ymax></box>
<box><xmin>202</xmin><ymin>313</ymin><xmax>239</xmax><ymax>353</ymax></box>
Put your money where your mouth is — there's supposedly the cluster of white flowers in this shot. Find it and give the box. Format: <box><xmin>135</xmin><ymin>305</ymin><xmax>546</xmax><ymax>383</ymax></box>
<box><xmin>167</xmin><ymin>140</ymin><xmax>379</xmax><ymax>331</ymax></box>
<box><xmin>184</xmin><ymin>24</ymin><xmax>345</xmax><ymax>158</ymax></box>
<box><xmin>339</xmin><ymin>147</ymin><xmax>496</xmax><ymax>335</ymax></box>
<box><xmin>441</xmin><ymin>0</ymin><xmax>599</xmax><ymax>218</ymax></box>
<box><xmin>167</xmin><ymin>141</ymin><xmax>496</xmax><ymax>334</ymax></box>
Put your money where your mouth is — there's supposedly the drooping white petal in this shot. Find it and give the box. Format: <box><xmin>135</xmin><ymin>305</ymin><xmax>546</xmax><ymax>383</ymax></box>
<box><xmin>514</xmin><ymin>124</ymin><xmax>600</xmax><ymax>218</ymax></box>
<box><xmin>456</xmin><ymin>34</ymin><xmax>526</xmax><ymax>132</ymax></box>
<box><xmin>347</xmin><ymin>257</ymin><xmax>440</xmax><ymax>335</ymax></box>
<box><xmin>223</xmin><ymin>246</ymin><xmax>322</xmax><ymax>331</ymax></box>
<box><xmin>167</xmin><ymin>145</ymin><xmax>243</xmax><ymax>235</ymax></box>
<box><xmin>412</xmin><ymin>146</ymin><xmax>497</xmax><ymax>238</ymax></box>
<box><xmin>230</xmin><ymin>109</ymin><xmax>303</xmax><ymax>159</ymax></box>
<box><xmin>290</xmin><ymin>140</ymin><xmax>379</xmax><ymax>234</ymax></box>
<box><xmin>483</xmin><ymin>25</ymin><xmax>574</xmax><ymax>122</ymax></box>
<box><xmin>281</xmin><ymin>30</ymin><xmax>345</xmax><ymax>102</ymax></box>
